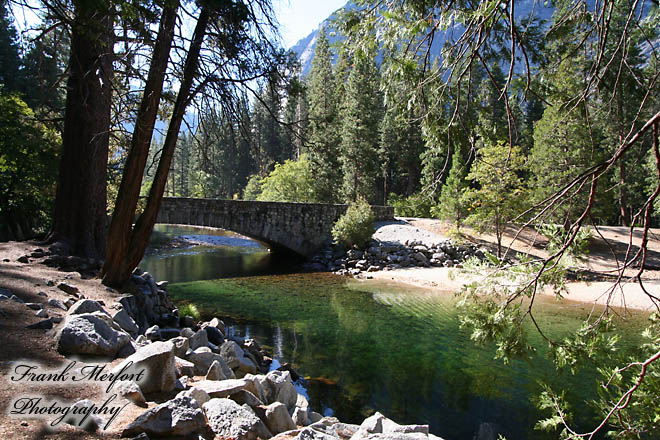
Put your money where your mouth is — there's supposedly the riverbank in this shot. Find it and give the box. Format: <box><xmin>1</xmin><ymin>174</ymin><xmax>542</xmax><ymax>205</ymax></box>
<box><xmin>361</xmin><ymin>218</ymin><xmax>660</xmax><ymax>312</ymax></box>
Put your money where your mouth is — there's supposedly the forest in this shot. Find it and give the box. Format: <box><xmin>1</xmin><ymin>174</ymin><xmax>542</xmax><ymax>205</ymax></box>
<box><xmin>1</xmin><ymin>0</ymin><xmax>660</xmax><ymax>437</ymax></box>
<box><xmin>1</xmin><ymin>0</ymin><xmax>659</xmax><ymax>243</ymax></box>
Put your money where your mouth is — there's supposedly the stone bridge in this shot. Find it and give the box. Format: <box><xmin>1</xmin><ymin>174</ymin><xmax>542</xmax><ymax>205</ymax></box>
<box><xmin>156</xmin><ymin>198</ymin><xmax>394</xmax><ymax>257</ymax></box>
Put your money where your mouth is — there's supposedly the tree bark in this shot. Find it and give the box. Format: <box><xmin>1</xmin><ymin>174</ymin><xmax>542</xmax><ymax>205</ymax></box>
<box><xmin>102</xmin><ymin>3</ymin><xmax>179</xmax><ymax>283</ymax></box>
<box><xmin>48</xmin><ymin>0</ymin><xmax>113</xmax><ymax>259</ymax></box>
<box><xmin>619</xmin><ymin>160</ymin><xmax>629</xmax><ymax>226</ymax></box>
<box><xmin>103</xmin><ymin>8</ymin><xmax>210</xmax><ymax>286</ymax></box>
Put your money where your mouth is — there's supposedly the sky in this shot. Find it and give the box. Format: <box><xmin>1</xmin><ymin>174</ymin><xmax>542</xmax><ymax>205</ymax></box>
<box><xmin>11</xmin><ymin>1</ymin><xmax>346</xmax><ymax>49</ymax></box>
<box><xmin>274</xmin><ymin>0</ymin><xmax>347</xmax><ymax>48</ymax></box>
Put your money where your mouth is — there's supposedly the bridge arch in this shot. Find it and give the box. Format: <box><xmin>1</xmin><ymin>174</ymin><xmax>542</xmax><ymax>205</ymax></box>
<box><xmin>155</xmin><ymin>198</ymin><xmax>394</xmax><ymax>257</ymax></box>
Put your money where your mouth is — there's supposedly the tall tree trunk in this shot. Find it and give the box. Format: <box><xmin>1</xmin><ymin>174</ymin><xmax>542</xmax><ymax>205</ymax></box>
<box><xmin>102</xmin><ymin>3</ymin><xmax>178</xmax><ymax>283</ymax></box>
<box><xmin>619</xmin><ymin>160</ymin><xmax>629</xmax><ymax>226</ymax></box>
<box><xmin>48</xmin><ymin>0</ymin><xmax>113</xmax><ymax>259</ymax></box>
<box><xmin>103</xmin><ymin>8</ymin><xmax>210</xmax><ymax>286</ymax></box>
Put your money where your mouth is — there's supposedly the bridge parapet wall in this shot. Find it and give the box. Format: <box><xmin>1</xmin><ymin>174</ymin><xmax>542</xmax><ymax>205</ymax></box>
<box><xmin>156</xmin><ymin>198</ymin><xmax>394</xmax><ymax>257</ymax></box>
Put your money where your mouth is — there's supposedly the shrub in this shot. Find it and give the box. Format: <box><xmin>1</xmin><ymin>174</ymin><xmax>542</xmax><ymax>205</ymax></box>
<box><xmin>0</xmin><ymin>94</ymin><xmax>60</xmax><ymax>239</ymax></box>
<box><xmin>332</xmin><ymin>198</ymin><xmax>375</xmax><ymax>248</ymax></box>
<box><xmin>242</xmin><ymin>174</ymin><xmax>264</xmax><ymax>200</ymax></box>
<box><xmin>257</xmin><ymin>155</ymin><xmax>319</xmax><ymax>202</ymax></box>
<box><xmin>178</xmin><ymin>303</ymin><xmax>201</xmax><ymax>321</ymax></box>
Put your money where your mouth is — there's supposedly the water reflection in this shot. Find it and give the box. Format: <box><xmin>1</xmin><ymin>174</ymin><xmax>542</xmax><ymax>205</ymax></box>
<box><xmin>140</xmin><ymin>225</ymin><xmax>275</xmax><ymax>283</ymax></box>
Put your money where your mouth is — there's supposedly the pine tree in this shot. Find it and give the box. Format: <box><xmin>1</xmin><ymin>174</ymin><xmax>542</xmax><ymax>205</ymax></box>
<box><xmin>379</xmin><ymin>87</ymin><xmax>425</xmax><ymax>200</ymax></box>
<box><xmin>0</xmin><ymin>0</ymin><xmax>23</xmax><ymax>93</ymax></box>
<box><xmin>339</xmin><ymin>51</ymin><xmax>383</xmax><ymax>203</ymax></box>
<box><xmin>21</xmin><ymin>22</ymin><xmax>69</xmax><ymax>114</ymax></box>
<box><xmin>465</xmin><ymin>140</ymin><xmax>526</xmax><ymax>257</ymax></box>
<box><xmin>528</xmin><ymin>57</ymin><xmax>605</xmax><ymax>228</ymax></box>
<box><xmin>431</xmin><ymin>148</ymin><xmax>469</xmax><ymax>231</ymax></box>
<box><xmin>306</xmin><ymin>27</ymin><xmax>341</xmax><ymax>202</ymax></box>
<box><xmin>476</xmin><ymin>63</ymin><xmax>509</xmax><ymax>148</ymax></box>
<box><xmin>595</xmin><ymin>2</ymin><xmax>652</xmax><ymax>226</ymax></box>
<box><xmin>252</xmin><ymin>82</ymin><xmax>284</xmax><ymax>174</ymax></box>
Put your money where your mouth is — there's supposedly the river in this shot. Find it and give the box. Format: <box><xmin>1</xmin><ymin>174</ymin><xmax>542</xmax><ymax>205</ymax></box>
<box><xmin>140</xmin><ymin>225</ymin><xmax>647</xmax><ymax>440</ymax></box>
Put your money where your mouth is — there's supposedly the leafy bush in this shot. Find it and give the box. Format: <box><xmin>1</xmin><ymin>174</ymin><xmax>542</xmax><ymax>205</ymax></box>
<box><xmin>178</xmin><ymin>303</ymin><xmax>201</xmax><ymax>321</ymax></box>
<box><xmin>257</xmin><ymin>155</ymin><xmax>318</xmax><ymax>202</ymax></box>
<box><xmin>332</xmin><ymin>198</ymin><xmax>375</xmax><ymax>248</ymax></box>
<box><xmin>242</xmin><ymin>174</ymin><xmax>264</xmax><ymax>200</ymax></box>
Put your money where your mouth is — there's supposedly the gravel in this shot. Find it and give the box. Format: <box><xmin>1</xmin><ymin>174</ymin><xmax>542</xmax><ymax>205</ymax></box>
<box><xmin>372</xmin><ymin>219</ymin><xmax>448</xmax><ymax>247</ymax></box>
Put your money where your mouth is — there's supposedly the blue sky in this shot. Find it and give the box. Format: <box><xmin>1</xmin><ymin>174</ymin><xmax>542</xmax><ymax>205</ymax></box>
<box><xmin>11</xmin><ymin>1</ymin><xmax>346</xmax><ymax>50</ymax></box>
<box><xmin>274</xmin><ymin>0</ymin><xmax>347</xmax><ymax>48</ymax></box>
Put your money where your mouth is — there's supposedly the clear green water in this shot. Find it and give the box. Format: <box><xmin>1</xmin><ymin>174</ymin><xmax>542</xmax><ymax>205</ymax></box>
<box><xmin>141</xmin><ymin>225</ymin><xmax>648</xmax><ymax>440</ymax></box>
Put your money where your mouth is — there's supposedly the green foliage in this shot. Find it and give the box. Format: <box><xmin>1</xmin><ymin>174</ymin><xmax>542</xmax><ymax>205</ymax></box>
<box><xmin>528</xmin><ymin>57</ymin><xmax>605</xmax><ymax>226</ymax></box>
<box><xmin>257</xmin><ymin>155</ymin><xmax>319</xmax><ymax>202</ymax></box>
<box><xmin>178</xmin><ymin>303</ymin><xmax>201</xmax><ymax>321</ymax></box>
<box><xmin>306</xmin><ymin>27</ymin><xmax>342</xmax><ymax>202</ymax></box>
<box><xmin>465</xmin><ymin>140</ymin><xmax>526</xmax><ymax>257</ymax></box>
<box><xmin>242</xmin><ymin>174</ymin><xmax>264</xmax><ymax>200</ymax></box>
<box><xmin>431</xmin><ymin>148</ymin><xmax>470</xmax><ymax>230</ymax></box>
<box><xmin>339</xmin><ymin>49</ymin><xmax>383</xmax><ymax>203</ymax></box>
<box><xmin>0</xmin><ymin>94</ymin><xmax>59</xmax><ymax>238</ymax></box>
<box><xmin>331</xmin><ymin>198</ymin><xmax>375</xmax><ymax>249</ymax></box>
<box><xmin>457</xmin><ymin>251</ymin><xmax>570</xmax><ymax>362</ymax></box>
<box><xmin>458</xmin><ymin>297</ymin><xmax>534</xmax><ymax>364</ymax></box>
<box><xmin>387</xmin><ymin>192</ymin><xmax>432</xmax><ymax>217</ymax></box>
<box><xmin>538</xmin><ymin>224</ymin><xmax>591</xmax><ymax>262</ymax></box>
<box><xmin>536</xmin><ymin>314</ymin><xmax>660</xmax><ymax>438</ymax></box>
<box><xmin>589</xmin><ymin>314</ymin><xmax>660</xmax><ymax>438</ymax></box>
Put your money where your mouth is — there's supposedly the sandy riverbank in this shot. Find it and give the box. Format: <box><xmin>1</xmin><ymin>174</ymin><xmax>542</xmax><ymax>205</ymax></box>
<box><xmin>367</xmin><ymin>266</ymin><xmax>660</xmax><ymax>312</ymax></box>
<box><xmin>365</xmin><ymin>218</ymin><xmax>660</xmax><ymax>313</ymax></box>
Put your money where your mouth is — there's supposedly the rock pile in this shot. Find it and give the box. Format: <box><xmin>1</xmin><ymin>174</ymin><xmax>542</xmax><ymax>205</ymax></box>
<box><xmin>306</xmin><ymin>239</ymin><xmax>487</xmax><ymax>276</ymax></box>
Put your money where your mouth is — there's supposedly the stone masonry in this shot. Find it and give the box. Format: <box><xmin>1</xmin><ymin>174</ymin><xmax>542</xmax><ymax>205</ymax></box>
<box><xmin>156</xmin><ymin>198</ymin><xmax>394</xmax><ymax>257</ymax></box>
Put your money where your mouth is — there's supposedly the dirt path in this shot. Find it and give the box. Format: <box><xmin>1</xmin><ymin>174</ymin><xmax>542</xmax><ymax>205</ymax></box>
<box><xmin>0</xmin><ymin>241</ymin><xmax>144</xmax><ymax>439</ymax></box>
